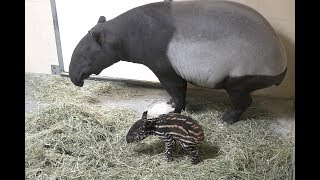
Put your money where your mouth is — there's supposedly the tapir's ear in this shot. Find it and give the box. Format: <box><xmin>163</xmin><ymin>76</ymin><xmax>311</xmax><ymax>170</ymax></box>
<box><xmin>142</xmin><ymin>111</ymin><xmax>148</xmax><ymax>119</ymax></box>
<box><xmin>98</xmin><ymin>16</ymin><xmax>106</xmax><ymax>23</ymax></box>
<box><xmin>89</xmin><ymin>30</ymin><xmax>104</xmax><ymax>47</ymax></box>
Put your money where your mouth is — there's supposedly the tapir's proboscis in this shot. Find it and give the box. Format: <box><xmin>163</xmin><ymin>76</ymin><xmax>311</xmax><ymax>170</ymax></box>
<box><xmin>69</xmin><ymin>1</ymin><xmax>287</xmax><ymax>124</ymax></box>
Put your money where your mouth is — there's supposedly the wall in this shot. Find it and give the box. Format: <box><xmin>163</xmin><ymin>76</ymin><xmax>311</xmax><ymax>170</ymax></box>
<box><xmin>55</xmin><ymin>0</ymin><xmax>161</xmax><ymax>82</ymax></box>
<box><xmin>25</xmin><ymin>0</ymin><xmax>58</xmax><ymax>74</ymax></box>
<box><xmin>25</xmin><ymin>0</ymin><xmax>294</xmax><ymax>99</ymax></box>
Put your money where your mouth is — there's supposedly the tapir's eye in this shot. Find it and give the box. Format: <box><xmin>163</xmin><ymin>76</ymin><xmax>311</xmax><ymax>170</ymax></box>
<box><xmin>82</xmin><ymin>56</ymin><xmax>87</xmax><ymax>61</ymax></box>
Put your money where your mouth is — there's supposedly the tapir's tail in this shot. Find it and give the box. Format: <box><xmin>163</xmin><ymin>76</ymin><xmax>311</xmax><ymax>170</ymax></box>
<box><xmin>274</xmin><ymin>68</ymin><xmax>287</xmax><ymax>86</ymax></box>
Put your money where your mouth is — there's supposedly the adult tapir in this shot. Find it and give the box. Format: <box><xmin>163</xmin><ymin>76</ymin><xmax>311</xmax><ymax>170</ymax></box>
<box><xmin>69</xmin><ymin>0</ymin><xmax>287</xmax><ymax>124</ymax></box>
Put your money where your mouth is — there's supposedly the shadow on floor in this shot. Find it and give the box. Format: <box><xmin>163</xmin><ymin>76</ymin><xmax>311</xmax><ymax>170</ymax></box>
<box><xmin>133</xmin><ymin>140</ymin><xmax>219</xmax><ymax>163</ymax></box>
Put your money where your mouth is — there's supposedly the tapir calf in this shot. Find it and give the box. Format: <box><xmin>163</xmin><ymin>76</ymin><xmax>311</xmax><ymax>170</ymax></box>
<box><xmin>69</xmin><ymin>1</ymin><xmax>287</xmax><ymax>124</ymax></box>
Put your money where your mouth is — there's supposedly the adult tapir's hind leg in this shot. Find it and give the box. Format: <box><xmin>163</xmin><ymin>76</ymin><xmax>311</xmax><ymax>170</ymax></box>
<box><xmin>221</xmin><ymin>69</ymin><xmax>287</xmax><ymax>124</ymax></box>
<box><xmin>222</xmin><ymin>89</ymin><xmax>252</xmax><ymax>124</ymax></box>
<box><xmin>153</xmin><ymin>67</ymin><xmax>187</xmax><ymax>113</ymax></box>
<box><xmin>220</xmin><ymin>76</ymin><xmax>255</xmax><ymax>124</ymax></box>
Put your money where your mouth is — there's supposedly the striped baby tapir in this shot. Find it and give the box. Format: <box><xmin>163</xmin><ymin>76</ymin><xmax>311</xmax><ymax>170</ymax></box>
<box><xmin>126</xmin><ymin>111</ymin><xmax>204</xmax><ymax>164</ymax></box>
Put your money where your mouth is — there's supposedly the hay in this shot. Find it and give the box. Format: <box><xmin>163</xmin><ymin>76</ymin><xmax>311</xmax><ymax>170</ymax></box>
<box><xmin>25</xmin><ymin>73</ymin><xmax>141</xmax><ymax>104</ymax></box>
<box><xmin>25</xmin><ymin>73</ymin><xmax>293</xmax><ymax>180</ymax></box>
<box><xmin>26</xmin><ymin>102</ymin><xmax>139</xmax><ymax>179</ymax></box>
<box><xmin>26</xmin><ymin>105</ymin><xmax>293</xmax><ymax>180</ymax></box>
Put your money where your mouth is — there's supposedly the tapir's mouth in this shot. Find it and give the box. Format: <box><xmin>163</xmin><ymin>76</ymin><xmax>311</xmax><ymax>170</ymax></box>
<box><xmin>126</xmin><ymin>135</ymin><xmax>138</xmax><ymax>143</ymax></box>
<box><xmin>126</xmin><ymin>138</ymin><xmax>136</xmax><ymax>143</ymax></box>
<box><xmin>75</xmin><ymin>80</ymin><xmax>84</xmax><ymax>87</ymax></box>
<box><xmin>73</xmin><ymin>72</ymin><xmax>91</xmax><ymax>87</ymax></box>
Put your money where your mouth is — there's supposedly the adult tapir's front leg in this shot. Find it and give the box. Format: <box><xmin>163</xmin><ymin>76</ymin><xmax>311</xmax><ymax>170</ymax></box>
<box><xmin>153</xmin><ymin>67</ymin><xmax>187</xmax><ymax>113</ymax></box>
<box><xmin>159</xmin><ymin>73</ymin><xmax>187</xmax><ymax>113</ymax></box>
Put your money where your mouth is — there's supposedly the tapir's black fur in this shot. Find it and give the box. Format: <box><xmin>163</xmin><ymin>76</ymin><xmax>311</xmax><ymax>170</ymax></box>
<box><xmin>69</xmin><ymin>2</ymin><xmax>287</xmax><ymax>124</ymax></box>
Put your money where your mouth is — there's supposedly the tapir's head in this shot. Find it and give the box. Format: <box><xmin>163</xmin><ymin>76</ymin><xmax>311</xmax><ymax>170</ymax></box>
<box><xmin>69</xmin><ymin>16</ymin><xmax>119</xmax><ymax>87</ymax></box>
<box><xmin>126</xmin><ymin>111</ymin><xmax>154</xmax><ymax>143</ymax></box>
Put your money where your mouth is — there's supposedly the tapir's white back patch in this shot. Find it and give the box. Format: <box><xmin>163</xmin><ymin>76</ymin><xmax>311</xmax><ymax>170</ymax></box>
<box><xmin>166</xmin><ymin>1</ymin><xmax>287</xmax><ymax>88</ymax></box>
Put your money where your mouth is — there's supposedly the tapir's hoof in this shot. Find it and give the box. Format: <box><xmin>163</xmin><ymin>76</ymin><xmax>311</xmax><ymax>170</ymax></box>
<box><xmin>171</xmin><ymin>103</ymin><xmax>176</xmax><ymax>108</ymax></box>
<box><xmin>191</xmin><ymin>159</ymin><xmax>199</xmax><ymax>165</ymax></box>
<box><xmin>166</xmin><ymin>99</ymin><xmax>176</xmax><ymax>108</ymax></box>
<box><xmin>166</xmin><ymin>157</ymin><xmax>174</xmax><ymax>162</ymax></box>
<box><xmin>222</xmin><ymin>111</ymin><xmax>241</xmax><ymax>124</ymax></box>
<box><xmin>172</xmin><ymin>108</ymin><xmax>183</xmax><ymax>114</ymax></box>
<box><xmin>166</xmin><ymin>99</ymin><xmax>174</xmax><ymax>105</ymax></box>
<box><xmin>169</xmin><ymin>110</ymin><xmax>179</xmax><ymax>114</ymax></box>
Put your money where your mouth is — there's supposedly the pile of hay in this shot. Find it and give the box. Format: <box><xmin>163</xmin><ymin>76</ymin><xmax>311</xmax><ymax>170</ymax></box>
<box><xmin>25</xmin><ymin>103</ymin><xmax>139</xmax><ymax>179</ymax></box>
<box><xmin>25</xmin><ymin>105</ymin><xmax>293</xmax><ymax>179</ymax></box>
<box><xmin>25</xmin><ymin>73</ymin><xmax>293</xmax><ymax>179</ymax></box>
<box><xmin>25</xmin><ymin>73</ymin><xmax>142</xmax><ymax>105</ymax></box>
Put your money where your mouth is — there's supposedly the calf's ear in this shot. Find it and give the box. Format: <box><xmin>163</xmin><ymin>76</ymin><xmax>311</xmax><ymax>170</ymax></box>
<box><xmin>142</xmin><ymin>111</ymin><xmax>148</xmax><ymax>119</ymax></box>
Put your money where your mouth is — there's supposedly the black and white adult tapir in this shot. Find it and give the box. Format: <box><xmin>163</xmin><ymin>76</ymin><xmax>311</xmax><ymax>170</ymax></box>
<box><xmin>126</xmin><ymin>111</ymin><xmax>204</xmax><ymax>164</ymax></box>
<box><xmin>69</xmin><ymin>1</ymin><xmax>287</xmax><ymax>124</ymax></box>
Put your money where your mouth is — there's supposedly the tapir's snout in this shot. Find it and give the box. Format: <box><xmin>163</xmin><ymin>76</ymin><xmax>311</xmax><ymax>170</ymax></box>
<box><xmin>69</xmin><ymin>64</ymin><xmax>83</xmax><ymax>87</ymax></box>
<box><xmin>70</xmin><ymin>71</ymin><xmax>92</xmax><ymax>87</ymax></box>
<box><xmin>69</xmin><ymin>61</ymin><xmax>87</xmax><ymax>87</ymax></box>
<box><xmin>126</xmin><ymin>135</ymin><xmax>134</xmax><ymax>143</ymax></box>
<box><xmin>71</xmin><ymin>77</ymin><xmax>84</xmax><ymax>87</ymax></box>
<box><xmin>69</xmin><ymin>52</ymin><xmax>91</xmax><ymax>87</ymax></box>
